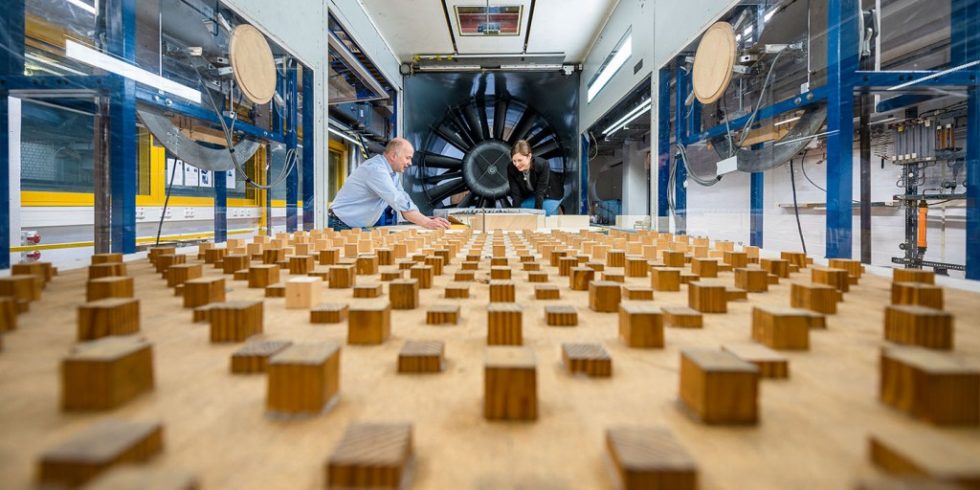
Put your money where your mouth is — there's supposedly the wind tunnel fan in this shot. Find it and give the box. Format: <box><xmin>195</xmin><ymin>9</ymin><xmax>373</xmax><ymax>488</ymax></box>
<box><xmin>415</xmin><ymin>96</ymin><xmax>565</xmax><ymax>210</ymax></box>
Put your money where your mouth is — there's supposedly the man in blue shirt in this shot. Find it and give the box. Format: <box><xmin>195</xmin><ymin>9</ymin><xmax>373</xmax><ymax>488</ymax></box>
<box><xmin>329</xmin><ymin>138</ymin><xmax>451</xmax><ymax>231</ymax></box>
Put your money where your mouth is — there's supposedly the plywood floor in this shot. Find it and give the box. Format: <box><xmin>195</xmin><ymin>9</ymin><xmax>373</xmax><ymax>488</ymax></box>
<box><xmin>1</xmin><ymin>236</ymin><xmax>979</xmax><ymax>489</ymax></box>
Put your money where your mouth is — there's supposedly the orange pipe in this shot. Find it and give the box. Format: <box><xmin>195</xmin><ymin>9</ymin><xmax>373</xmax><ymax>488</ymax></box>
<box><xmin>916</xmin><ymin>200</ymin><xmax>928</xmax><ymax>250</ymax></box>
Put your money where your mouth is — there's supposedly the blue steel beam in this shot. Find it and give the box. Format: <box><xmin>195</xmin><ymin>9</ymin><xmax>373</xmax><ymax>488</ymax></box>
<box><xmin>688</xmin><ymin>86</ymin><xmax>828</xmax><ymax>144</ymax></box>
<box><xmin>876</xmin><ymin>94</ymin><xmax>934</xmax><ymax>113</ymax></box>
<box><xmin>751</xmin><ymin>172</ymin><xmax>764</xmax><ymax>247</ymax></box>
<box><xmin>0</xmin><ymin>75</ymin><xmax>110</xmax><ymax>91</ymax></box>
<box><xmin>285</xmin><ymin>66</ymin><xmax>299</xmax><ymax>232</ymax></box>
<box><xmin>214</xmin><ymin>170</ymin><xmax>227</xmax><ymax>243</ymax></box>
<box><xmin>580</xmin><ymin>134</ymin><xmax>589</xmax><ymax>214</ymax></box>
<box><xmin>824</xmin><ymin>0</ymin><xmax>860</xmax><ymax>259</ymax></box>
<box><xmin>135</xmin><ymin>88</ymin><xmax>286</xmax><ymax>144</ymax></box>
<box><xmin>952</xmin><ymin>0</ymin><xmax>980</xmax><ymax>279</ymax></box>
<box><xmin>854</xmin><ymin>70</ymin><xmax>977</xmax><ymax>89</ymax></box>
<box><xmin>107</xmin><ymin>0</ymin><xmax>138</xmax><ymax>254</ymax></box>
<box><xmin>674</xmin><ymin>63</ymin><xmax>687</xmax><ymax>234</ymax></box>
<box><xmin>302</xmin><ymin>67</ymin><xmax>315</xmax><ymax>231</ymax></box>
<box><xmin>0</xmin><ymin>0</ymin><xmax>25</xmax><ymax>270</ymax></box>
<box><xmin>657</xmin><ymin>69</ymin><xmax>671</xmax><ymax>230</ymax></box>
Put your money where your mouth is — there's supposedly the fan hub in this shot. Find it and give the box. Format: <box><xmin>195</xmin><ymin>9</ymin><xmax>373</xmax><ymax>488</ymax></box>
<box><xmin>462</xmin><ymin>140</ymin><xmax>511</xmax><ymax>199</ymax></box>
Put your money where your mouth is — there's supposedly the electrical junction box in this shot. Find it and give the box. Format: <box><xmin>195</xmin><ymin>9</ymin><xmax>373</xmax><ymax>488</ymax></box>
<box><xmin>716</xmin><ymin>156</ymin><xmax>739</xmax><ymax>176</ymax></box>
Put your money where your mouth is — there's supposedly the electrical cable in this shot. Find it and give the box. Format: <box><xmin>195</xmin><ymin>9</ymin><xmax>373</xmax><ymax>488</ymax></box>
<box><xmin>737</xmin><ymin>48</ymin><xmax>787</xmax><ymax>148</ymax></box>
<box><xmin>675</xmin><ymin>143</ymin><xmax>721</xmax><ymax>186</ymax></box>
<box><xmin>788</xmin><ymin>159</ymin><xmax>807</xmax><ymax>255</ymax></box>
<box><xmin>154</xmin><ymin>157</ymin><xmax>179</xmax><ymax>246</ymax></box>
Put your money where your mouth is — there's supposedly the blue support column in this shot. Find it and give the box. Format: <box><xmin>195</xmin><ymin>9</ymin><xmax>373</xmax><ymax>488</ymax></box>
<box><xmin>106</xmin><ymin>0</ymin><xmax>138</xmax><ymax>254</ymax></box>
<box><xmin>302</xmin><ymin>67</ymin><xmax>315</xmax><ymax>231</ymax></box>
<box><xmin>580</xmin><ymin>134</ymin><xmax>589</xmax><ymax>214</ymax></box>
<box><xmin>658</xmin><ymin>69</ymin><xmax>671</xmax><ymax>230</ymax></box>
<box><xmin>0</xmin><ymin>0</ymin><xmax>24</xmax><ymax>269</ymax></box>
<box><xmin>953</xmin><ymin>0</ymin><xmax>980</xmax><ymax>279</ymax></box>
<box><xmin>285</xmin><ymin>66</ymin><xmax>299</xmax><ymax>232</ymax></box>
<box><xmin>824</xmin><ymin>0</ymin><xmax>859</xmax><ymax>258</ymax></box>
<box><xmin>674</xmin><ymin>63</ymin><xmax>688</xmax><ymax>234</ymax></box>
<box><xmin>214</xmin><ymin>170</ymin><xmax>227</xmax><ymax>243</ymax></box>
<box><xmin>751</xmin><ymin>172</ymin><xmax>764</xmax><ymax>247</ymax></box>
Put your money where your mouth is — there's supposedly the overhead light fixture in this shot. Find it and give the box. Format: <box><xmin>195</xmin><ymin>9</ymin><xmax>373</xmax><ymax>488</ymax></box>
<box><xmin>774</xmin><ymin>116</ymin><xmax>801</xmax><ymax>127</ymax></box>
<box><xmin>601</xmin><ymin>99</ymin><xmax>652</xmax><ymax>136</ymax></box>
<box><xmin>587</xmin><ymin>32</ymin><xmax>632</xmax><ymax>102</ymax></box>
<box><xmin>328</xmin><ymin>127</ymin><xmax>364</xmax><ymax>148</ymax></box>
<box><xmin>65</xmin><ymin>40</ymin><xmax>201</xmax><ymax>103</ymax></box>
<box><xmin>416</xmin><ymin>65</ymin><xmax>482</xmax><ymax>72</ymax></box>
<box><xmin>25</xmin><ymin>53</ymin><xmax>86</xmax><ymax>76</ymax></box>
<box><xmin>499</xmin><ymin>64</ymin><xmax>564</xmax><ymax>71</ymax></box>
<box><xmin>65</xmin><ymin>0</ymin><xmax>97</xmax><ymax>15</ymax></box>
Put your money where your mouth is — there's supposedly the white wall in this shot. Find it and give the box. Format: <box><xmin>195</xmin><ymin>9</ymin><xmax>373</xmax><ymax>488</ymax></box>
<box><xmin>622</xmin><ymin>140</ymin><xmax>649</xmax><ymax>215</ymax></box>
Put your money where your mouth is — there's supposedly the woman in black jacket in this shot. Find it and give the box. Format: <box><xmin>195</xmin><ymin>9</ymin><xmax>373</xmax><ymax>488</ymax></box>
<box><xmin>507</xmin><ymin>139</ymin><xmax>562</xmax><ymax>215</ymax></box>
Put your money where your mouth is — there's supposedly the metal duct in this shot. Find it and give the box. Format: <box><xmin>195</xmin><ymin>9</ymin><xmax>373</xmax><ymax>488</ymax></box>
<box><xmin>711</xmin><ymin>106</ymin><xmax>826</xmax><ymax>173</ymax></box>
<box><xmin>138</xmin><ymin>109</ymin><xmax>261</xmax><ymax>172</ymax></box>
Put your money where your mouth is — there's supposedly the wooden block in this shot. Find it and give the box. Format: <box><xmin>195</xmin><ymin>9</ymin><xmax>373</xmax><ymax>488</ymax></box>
<box><xmin>11</xmin><ymin>262</ymin><xmax>50</xmax><ymax>286</ymax></box>
<box><xmin>893</xmin><ymin>268</ymin><xmax>935</xmax><ymax>284</ymax></box>
<box><xmin>77</xmin><ymin>298</ymin><xmax>140</xmax><ymax>341</ymax></box>
<box><xmin>347</xmin><ymin>303</ymin><xmax>391</xmax><ymax>345</ymax></box>
<box><xmin>208</xmin><ymin>301</ymin><xmax>263</xmax><ymax>343</ymax></box>
<box><xmin>444</xmin><ymin>283</ymin><xmax>470</xmax><ymax>299</ymax></box>
<box><xmin>545</xmin><ymin>305</ymin><xmax>578</xmax><ymax>327</ymax></box>
<box><xmin>723</xmin><ymin>251</ymin><xmax>748</xmax><ymax>268</ymax></box>
<box><xmin>623</xmin><ymin>285</ymin><xmax>654</xmax><ymax>301</ymax></box>
<box><xmin>490</xmin><ymin>266</ymin><xmax>512</xmax><ymax>280</ymax></box>
<box><xmin>791</xmin><ymin>283</ymin><xmax>839</xmax><ymax>314</ymax></box>
<box><xmin>422</xmin><ymin>255</ymin><xmax>444</xmax><ymax>276</ymax></box>
<box><xmin>607</xmin><ymin>249</ymin><xmax>626</xmax><ymax>267</ymax></box>
<box><xmin>80</xmin><ymin>466</ymin><xmax>198</xmax><ymax>490</ymax></box>
<box><xmin>426</xmin><ymin>305</ymin><xmax>460</xmax><ymax>325</ymax></box>
<box><xmin>183</xmin><ymin>277</ymin><xmax>226</xmax><ymax>308</ymax></box>
<box><xmin>461</xmin><ymin>261</ymin><xmax>481</xmax><ymax>271</ymax></box>
<box><xmin>869</xmin><ymin>430</ymin><xmax>980</xmax><ymax>487</ymax></box>
<box><xmin>723</xmin><ymin>343</ymin><xmax>789</xmax><ymax>379</ymax></box>
<box><xmin>767</xmin><ymin>274</ymin><xmax>780</xmax><ymax>285</ymax></box>
<box><xmin>353</xmin><ymin>254</ymin><xmax>379</xmax><ymax>276</ymax></box>
<box><xmin>522</xmin><ymin>261</ymin><xmax>541</xmax><ymax>273</ymax></box>
<box><xmin>691</xmin><ymin>258</ymin><xmax>718</xmax><ymax>278</ymax></box>
<box><xmin>561</xmin><ymin>342</ymin><xmax>611</xmax><ymax>377</ymax></box>
<box><xmin>379</xmin><ymin>268</ymin><xmax>404</xmax><ymax>282</ymax></box>
<box><xmin>618</xmin><ymin>303</ymin><xmax>664</xmax><ymax>348</ymax></box>
<box><xmin>398</xmin><ymin>340</ymin><xmax>445</xmax><ymax>372</ymax></box>
<box><xmin>489</xmin><ymin>280</ymin><xmax>516</xmax><ymax>303</ymax></box>
<box><xmin>828</xmin><ymin>258</ymin><xmax>864</xmax><ymax>282</ymax></box>
<box><xmin>526</xmin><ymin>271</ymin><xmax>549</xmax><ymax>283</ymax></box>
<box><xmin>285</xmin><ymin>277</ymin><xmax>322</xmax><ymax>309</ymax></box>
<box><xmin>569</xmin><ymin>267</ymin><xmax>595</xmax><ymax>291</ymax></box>
<box><xmin>91</xmin><ymin>253</ymin><xmax>123</xmax><ymax>265</ymax></box>
<box><xmin>389</xmin><ymin>279</ymin><xmax>419</xmax><ymax>310</ymax></box>
<box><xmin>812</xmin><ymin>266</ymin><xmax>850</xmax><ymax>293</ymax></box>
<box><xmin>687</xmin><ymin>280</ymin><xmax>728</xmax><ymax>313</ymax></box>
<box><xmin>726</xmin><ymin>287</ymin><xmax>748</xmax><ymax>302</ymax></box>
<box><xmin>891</xmin><ymin>282</ymin><xmax>944</xmax><ymax>310</ymax></box>
<box><xmin>602</xmin><ymin>271</ymin><xmax>625</xmax><ymax>283</ymax></box>
<box><xmin>326</xmin><ymin>422</ymin><xmax>413</xmax><ymax>488</ymax></box>
<box><xmin>230</xmin><ymin>339</ymin><xmax>293</xmax><ymax>374</ymax></box>
<box><xmin>662</xmin><ymin>306</ymin><xmax>703</xmax><ymax>328</ymax></box>
<box><xmin>535</xmin><ymin>284</ymin><xmax>560</xmax><ymax>300</ymax></box>
<box><xmin>86</xmin><ymin>276</ymin><xmax>134</xmax><ymax>302</ymax></box>
<box><xmin>487</xmin><ymin>303</ymin><xmax>523</xmax><ymax>345</ymax></box>
<box><xmin>222</xmin><ymin>254</ymin><xmax>251</xmax><ymax>274</ymax></box>
<box><xmin>589</xmin><ymin>281</ymin><xmax>622</xmax><ymax>313</ymax></box>
<box><xmin>679</xmin><ymin>349</ymin><xmax>759</xmax><ymax>424</ymax></box>
<box><xmin>662</xmin><ymin>250</ymin><xmax>686</xmax><ymax>268</ymax></box>
<box><xmin>0</xmin><ymin>274</ymin><xmax>42</xmax><ymax>301</ymax></box>
<box><xmin>454</xmin><ymin>270</ymin><xmax>477</xmax><ymax>284</ymax></box>
<box><xmin>625</xmin><ymin>257</ymin><xmax>648</xmax><ymax>278</ymax></box>
<box><xmin>586</xmin><ymin>261</ymin><xmax>606</xmax><ymax>272</ymax></box>
<box><xmin>248</xmin><ymin>264</ymin><xmax>281</xmax><ymax>288</ymax></box>
<box><xmin>409</xmin><ymin>265</ymin><xmax>433</xmax><ymax>289</ymax></box>
<box><xmin>880</xmin><ymin>346</ymin><xmax>979</xmax><ymax>425</ymax></box>
<box><xmin>318</xmin><ymin>248</ymin><xmax>341</xmax><ymax>266</ymax></box>
<box><xmin>192</xmin><ymin>304</ymin><xmax>216</xmax><ymax>323</ymax></box>
<box><xmin>166</xmin><ymin>264</ymin><xmax>202</xmax><ymax>288</ymax></box>
<box><xmin>760</xmin><ymin>258</ymin><xmax>790</xmax><ymax>278</ymax></box>
<box><xmin>376</xmin><ymin>247</ymin><xmax>394</xmax><ymax>266</ymax></box>
<box><xmin>734</xmin><ymin>267</ymin><xmax>769</xmax><ymax>293</ymax></box>
<box><xmin>286</xmin><ymin>255</ymin><xmax>314</xmax><ymax>275</ymax></box>
<box><xmin>328</xmin><ymin>264</ymin><xmax>356</xmax><ymax>289</ymax></box>
<box><xmin>484</xmin><ymin>347</ymin><xmax>537</xmax><ymax>420</ymax></box>
<box><xmin>37</xmin><ymin>420</ymin><xmax>163</xmax><ymax>489</ymax></box>
<box><xmin>265</xmin><ymin>283</ymin><xmax>286</xmax><ymax>298</ymax></box>
<box><xmin>606</xmin><ymin>427</ymin><xmax>698</xmax><ymax>490</ymax></box>
<box><xmin>311</xmin><ymin>303</ymin><xmax>349</xmax><ymax>324</ymax></box>
<box><xmin>267</xmin><ymin>342</ymin><xmax>341</xmax><ymax>414</ymax></box>
<box><xmin>61</xmin><ymin>336</ymin><xmax>154</xmax><ymax>410</ymax></box>
<box><xmin>262</xmin><ymin>248</ymin><xmax>286</xmax><ymax>265</ymax></box>
<box><xmin>353</xmin><ymin>283</ymin><xmax>383</xmax><ymax>298</ymax></box>
<box><xmin>558</xmin><ymin>257</ymin><xmax>578</xmax><ymax>276</ymax></box>
<box><xmin>204</xmin><ymin>248</ymin><xmax>227</xmax><ymax>265</ymax></box>
<box><xmin>781</xmin><ymin>251</ymin><xmax>808</xmax><ymax>269</ymax></box>
<box><xmin>0</xmin><ymin>297</ymin><xmax>17</xmax><ymax>332</ymax></box>
<box><xmin>751</xmin><ymin>306</ymin><xmax>811</xmax><ymax>350</ymax></box>
<box><xmin>884</xmin><ymin>305</ymin><xmax>954</xmax><ymax>350</ymax></box>
<box><xmin>650</xmin><ymin>267</ymin><xmax>682</xmax><ymax>292</ymax></box>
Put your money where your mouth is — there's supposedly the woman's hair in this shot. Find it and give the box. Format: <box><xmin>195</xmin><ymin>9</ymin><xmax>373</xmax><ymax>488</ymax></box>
<box><xmin>511</xmin><ymin>139</ymin><xmax>532</xmax><ymax>158</ymax></box>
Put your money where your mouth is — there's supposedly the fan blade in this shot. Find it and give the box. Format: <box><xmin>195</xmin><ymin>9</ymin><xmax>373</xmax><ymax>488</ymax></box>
<box><xmin>527</xmin><ymin>128</ymin><xmax>550</xmax><ymax>147</ymax></box>
<box><xmin>432</xmin><ymin>124</ymin><xmax>471</xmax><ymax>153</ymax></box>
<box><xmin>423</xmin><ymin>170</ymin><xmax>463</xmax><ymax>183</ymax></box>
<box><xmin>533</xmin><ymin>140</ymin><xmax>561</xmax><ymax>159</ymax></box>
<box><xmin>458</xmin><ymin>192</ymin><xmax>477</xmax><ymax>208</ymax></box>
<box><xmin>509</xmin><ymin>107</ymin><xmax>537</xmax><ymax>143</ymax></box>
<box><xmin>421</xmin><ymin>153</ymin><xmax>463</xmax><ymax>169</ymax></box>
<box><xmin>428</xmin><ymin>178</ymin><xmax>467</xmax><ymax>203</ymax></box>
<box><xmin>462</xmin><ymin>104</ymin><xmax>485</xmax><ymax>143</ymax></box>
<box><xmin>447</xmin><ymin>111</ymin><xmax>476</xmax><ymax>146</ymax></box>
<box><xmin>493</xmin><ymin>98</ymin><xmax>508</xmax><ymax>139</ymax></box>
<box><xmin>478</xmin><ymin>101</ymin><xmax>492</xmax><ymax>140</ymax></box>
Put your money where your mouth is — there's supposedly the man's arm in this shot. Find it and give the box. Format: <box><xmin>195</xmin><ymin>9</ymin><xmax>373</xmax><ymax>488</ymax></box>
<box><xmin>365</xmin><ymin>166</ymin><xmax>450</xmax><ymax>229</ymax></box>
<box><xmin>401</xmin><ymin>209</ymin><xmax>450</xmax><ymax>229</ymax></box>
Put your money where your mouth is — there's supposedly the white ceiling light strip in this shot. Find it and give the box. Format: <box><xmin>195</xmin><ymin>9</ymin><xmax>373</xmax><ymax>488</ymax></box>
<box><xmin>65</xmin><ymin>40</ymin><xmax>202</xmax><ymax>103</ymax></box>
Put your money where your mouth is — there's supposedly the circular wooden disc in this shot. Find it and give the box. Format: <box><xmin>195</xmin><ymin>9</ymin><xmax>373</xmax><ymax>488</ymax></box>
<box><xmin>692</xmin><ymin>22</ymin><xmax>736</xmax><ymax>105</ymax></box>
<box><xmin>230</xmin><ymin>25</ymin><xmax>276</xmax><ymax>105</ymax></box>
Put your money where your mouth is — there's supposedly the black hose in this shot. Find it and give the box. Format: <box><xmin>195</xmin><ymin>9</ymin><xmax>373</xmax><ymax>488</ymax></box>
<box><xmin>789</xmin><ymin>160</ymin><xmax>807</xmax><ymax>255</ymax></box>
<box><xmin>154</xmin><ymin>158</ymin><xmax>179</xmax><ymax>246</ymax></box>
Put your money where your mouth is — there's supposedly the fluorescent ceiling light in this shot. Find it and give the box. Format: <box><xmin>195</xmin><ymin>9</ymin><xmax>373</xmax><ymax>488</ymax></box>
<box><xmin>65</xmin><ymin>40</ymin><xmax>201</xmax><ymax>103</ymax></box>
<box><xmin>602</xmin><ymin>99</ymin><xmax>652</xmax><ymax>136</ymax></box>
<box><xmin>25</xmin><ymin>53</ymin><xmax>86</xmax><ymax>76</ymax></box>
<box><xmin>65</xmin><ymin>0</ymin><xmax>97</xmax><ymax>15</ymax></box>
<box><xmin>416</xmin><ymin>65</ymin><xmax>482</xmax><ymax>72</ymax></box>
<box><xmin>587</xmin><ymin>33</ymin><xmax>632</xmax><ymax>103</ymax></box>
<box><xmin>499</xmin><ymin>64</ymin><xmax>563</xmax><ymax>70</ymax></box>
<box><xmin>328</xmin><ymin>128</ymin><xmax>363</xmax><ymax>148</ymax></box>
<box><xmin>774</xmin><ymin>116</ymin><xmax>801</xmax><ymax>127</ymax></box>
